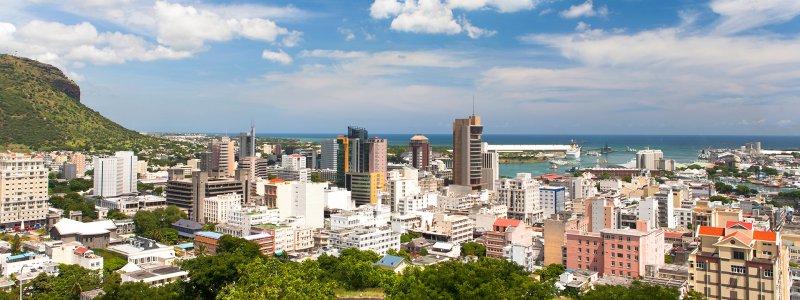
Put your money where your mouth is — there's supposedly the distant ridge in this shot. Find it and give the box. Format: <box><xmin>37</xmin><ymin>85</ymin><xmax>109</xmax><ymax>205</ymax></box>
<box><xmin>0</xmin><ymin>54</ymin><xmax>159</xmax><ymax>151</ymax></box>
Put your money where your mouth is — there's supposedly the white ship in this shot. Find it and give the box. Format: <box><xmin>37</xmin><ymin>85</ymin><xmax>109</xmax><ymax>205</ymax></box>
<box><xmin>566</xmin><ymin>140</ymin><xmax>581</xmax><ymax>159</ymax></box>
<box><xmin>550</xmin><ymin>159</ymin><xmax>570</xmax><ymax>165</ymax></box>
<box><xmin>585</xmin><ymin>151</ymin><xmax>600</xmax><ymax>157</ymax></box>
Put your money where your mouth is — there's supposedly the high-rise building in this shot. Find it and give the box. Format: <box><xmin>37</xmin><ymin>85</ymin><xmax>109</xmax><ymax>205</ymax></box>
<box><xmin>320</xmin><ymin>139</ymin><xmax>338</xmax><ymax>170</ymax></box>
<box><xmin>93</xmin><ymin>151</ymin><xmax>137</xmax><ymax>198</ymax></box>
<box><xmin>481</xmin><ymin>144</ymin><xmax>499</xmax><ymax>191</ymax></box>
<box><xmin>586</xmin><ymin>197</ymin><xmax>619</xmax><ymax>232</ymax></box>
<box><xmin>0</xmin><ymin>154</ymin><xmax>49</xmax><ymax>228</ymax></box>
<box><xmin>281</xmin><ymin>154</ymin><xmax>306</xmax><ymax>170</ymax></box>
<box><xmin>346</xmin><ymin>172</ymin><xmax>385</xmax><ymax>206</ymax></box>
<box><xmin>166</xmin><ymin>170</ymin><xmax>248</xmax><ymax>222</ymax></box>
<box><xmin>409</xmin><ymin>134</ymin><xmax>432</xmax><ymax>170</ymax></box>
<box><xmin>367</xmin><ymin>138</ymin><xmax>387</xmax><ymax>177</ymax></box>
<box><xmin>453</xmin><ymin>115</ymin><xmax>483</xmax><ymax>190</ymax></box>
<box><xmin>202</xmin><ymin>137</ymin><xmax>235</xmax><ymax>178</ymax></box>
<box><xmin>238</xmin><ymin>125</ymin><xmax>256</xmax><ymax>159</ymax></box>
<box><xmin>497</xmin><ymin>173</ymin><xmax>542</xmax><ymax>224</ymax></box>
<box><xmin>70</xmin><ymin>152</ymin><xmax>86</xmax><ymax>176</ymax></box>
<box><xmin>689</xmin><ymin>222</ymin><xmax>789</xmax><ymax>300</ymax></box>
<box><xmin>636</xmin><ymin>148</ymin><xmax>664</xmax><ymax>170</ymax></box>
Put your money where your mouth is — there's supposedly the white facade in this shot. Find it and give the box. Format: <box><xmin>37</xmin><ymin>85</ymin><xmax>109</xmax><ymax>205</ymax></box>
<box><xmin>386</xmin><ymin>168</ymin><xmax>420</xmax><ymax>213</ymax></box>
<box><xmin>202</xmin><ymin>193</ymin><xmax>242</xmax><ymax>224</ymax></box>
<box><xmin>281</xmin><ymin>154</ymin><xmax>306</xmax><ymax>170</ymax></box>
<box><xmin>324</xmin><ymin>188</ymin><xmax>353</xmax><ymax>210</ymax></box>
<box><xmin>330</xmin><ymin>204</ymin><xmax>391</xmax><ymax>230</ymax></box>
<box><xmin>598</xmin><ymin>179</ymin><xmax>622</xmax><ymax>193</ymax></box>
<box><xmin>655</xmin><ymin>191</ymin><xmax>676</xmax><ymax>228</ymax></box>
<box><xmin>430</xmin><ymin>213</ymin><xmax>474</xmax><ymax>245</ymax></box>
<box><xmin>47</xmin><ymin>241</ymin><xmax>103</xmax><ymax>271</ymax></box>
<box><xmin>674</xmin><ymin>207</ymin><xmax>692</xmax><ymax>229</ymax></box>
<box><xmin>93</xmin><ymin>151</ymin><xmax>137</xmax><ymax>198</ymax></box>
<box><xmin>328</xmin><ymin>226</ymin><xmax>400</xmax><ymax>256</ymax></box>
<box><xmin>481</xmin><ymin>146</ymin><xmax>499</xmax><ymax>191</ymax></box>
<box><xmin>540</xmin><ymin>186</ymin><xmax>566</xmax><ymax>217</ymax></box>
<box><xmin>497</xmin><ymin>173</ymin><xmax>542</xmax><ymax>224</ymax></box>
<box><xmin>227</xmin><ymin>206</ymin><xmax>281</xmax><ymax>232</ymax></box>
<box><xmin>0</xmin><ymin>154</ymin><xmax>49</xmax><ymax>227</ymax></box>
<box><xmin>570</xmin><ymin>175</ymin><xmax>596</xmax><ymax>201</ymax></box>
<box><xmin>397</xmin><ymin>193</ymin><xmax>438</xmax><ymax>215</ymax></box>
<box><xmin>275</xmin><ymin>182</ymin><xmax>325</xmax><ymax>229</ymax></box>
<box><xmin>637</xmin><ymin>197</ymin><xmax>658</xmax><ymax>230</ymax></box>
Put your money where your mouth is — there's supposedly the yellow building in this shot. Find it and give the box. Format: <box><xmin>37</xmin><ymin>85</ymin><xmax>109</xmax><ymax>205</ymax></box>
<box><xmin>346</xmin><ymin>172</ymin><xmax>384</xmax><ymax>206</ymax></box>
<box><xmin>689</xmin><ymin>221</ymin><xmax>790</xmax><ymax>300</ymax></box>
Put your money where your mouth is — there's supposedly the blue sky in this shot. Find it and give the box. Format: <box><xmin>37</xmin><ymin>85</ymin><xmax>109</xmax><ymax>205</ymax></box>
<box><xmin>1</xmin><ymin>0</ymin><xmax>799</xmax><ymax>135</ymax></box>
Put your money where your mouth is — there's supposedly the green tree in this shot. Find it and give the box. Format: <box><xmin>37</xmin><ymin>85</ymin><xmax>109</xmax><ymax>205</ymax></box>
<box><xmin>218</xmin><ymin>258</ymin><xmax>337</xmax><ymax>300</ymax></box>
<box><xmin>26</xmin><ymin>264</ymin><xmax>102</xmax><ymax>300</ymax></box>
<box><xmin>400</xmin><ymin>232</ymin><xmax>420</xmax><ymax>243</ymax></box>
<box><xmin>10</xmin><ymin>235</ymin><xmax>21</xmax><ymax>255</ymax></box>
<box><xmin>461</xmin><ymin>242</ymin><xmax>486</xmax><ymax>257</ymax></box>
<box><xmin>709</xmin><ymin>195</ymin><xmax>732</xmax><ymax>204</ymax></box>
<box><xmin>622</xmin><ymin>175</ymin><xmax>632</xmax><ymax>183</ymax></box>
<box><xmin>578</xmin><ymin>281</ymin><xmax>680</xmax><ymax>300</ymax></box>
<box><xmin>317</xmin><ymin>248</ymin><xmax>392</xmax><ymax>290</ymax></box>
<box><xmin>533</xmin><ymin>264</ymin><xmax>565</xmax><ymax>282</ymax></box>
<box><xmin>599</xmin><ymin>172</ymin><xmax>611</xmax><ymax>180</ymax></box>
<box><xmin>715</xmin><ymin>182</ymin><xmax>734</xmax><ymax>194</ymax></box>
<box><xmin>735</xmin><ymin>185</ymin><xmax>757</xmax><ymax>196</ymax></box>
<box><xmin>68</xmin><ymin>178</ymin><xmax>92</xmax><ymax>192</ymax></box>
<box><xmin>218</xmin><ymin>235</ymin><xmax>263</xmax><ymax>257</ymax></box>
<box><xmin>105</xmin><ymin>210</ymin><xmax>129</xmax><ymax>220</ymax></box>
<box><xmin>387</xmin><ymin>249</ymin><xmax>412</xmax><ymax>261</ymax></box>
<box><xmin>98</xmin><ymin>282</ymin><xmax>183</xmax><ymax>300</ymax></box>
<box><xmin>684</xmin><ymin>290</ymin><xmax>708</xmax><ymax>300</ymax></box>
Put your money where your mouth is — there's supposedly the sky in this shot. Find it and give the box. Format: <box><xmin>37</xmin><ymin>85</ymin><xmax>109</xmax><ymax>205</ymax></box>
<box><xmin>1</xmin><ymin>0</ymin><xmax>800</xmax><ymax>135</ymax></box>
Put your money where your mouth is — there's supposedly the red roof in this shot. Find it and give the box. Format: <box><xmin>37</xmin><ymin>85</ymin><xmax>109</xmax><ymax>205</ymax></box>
<box><xmin>664</xmin><ymin>232</ymin><xmax>684</xmax><ymax>239</ymax></box>
<box><xmin>753</xmin><ymin>231</ymin><xmax>777</xmax><ymax>242</ymax></box>
<box><xmin>539</xmin><ymin>174</ymin><xmax>563</xmax><ymax>180</ymax></box>
<box><xmin>726</xmin><ymin>221</ymin><xmax>753</xmax><ymax>230</ymax></box>
<box><xmin>697</xmin><ymin>226</ymin><xmax>724</xmax><ymax>237</ymax></box>
<box><xmin>291</xmin><ymin>154</ymin><xmax>303</xmax><ymax>157</ymax></box>
<box><xmin>722</xmin><ymin>231</ymin><xmax>753</xmax><ymax>245</ymax></box>
<box><xmin>74</xmin><ymin>247</ymin><xmax>89</xmax><ymax>255</ymax></box>
<box><xmin>269</xmin><ymin>178</ymin><xmax>285</xmax><ymax>183</ymax></box>
<box><xmin>493</xmin><ymin>218</ymin><xmax>522</xmax><ymax>228</ymax></box>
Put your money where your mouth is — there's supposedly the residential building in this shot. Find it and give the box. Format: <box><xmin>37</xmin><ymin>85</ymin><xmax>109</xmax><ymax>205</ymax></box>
<box><xmin>656</xmin><ymin>190</ymin><xmax>676</xmax><ymax>228</ymax></box>
<box><xmin>689</xmin><ymin>222</ymin><xmax>789</xmax><ymax>300</ymax></box>
<box><xmin>541</xmin><ymin>186</ymin><xmax>567</xmax><ymax>217</ymax></box>
<box><xmin>368</xmin><ymin>138</ymin><xmax>388</xmax><ymax>178</ymax></box>
<box><xmin>0</xmin><ymin>153</ymin><xmax>49</xmax><ymax>228</ymax></box>
<box><xmin>63</xmin><ymin>163</ymin><xmax>78</xmax><ymax>181</ymax></box>
<box><xmin>47</xmin><ymin>241</ymin><xmax>103</xmax><ymax>271</ymax></box>
<box><xmin>92</xmin><ymin>151</ymin><xmax>137</xmax><ymax>198</ymax></box>
<box><xmin>120</xmin><ymin>265</ymin><xmax>188</xmax><ymax>287</ymax></box>
<box><xmin>497</xmin><ymin>173</ymin><xmax>542</xmax><ymax>224</ymax></box>
<box><xmin>282</xmin><ymin>154</ymin><xmax>306</xmax><ymax>170</ymax></box>
<box><xmin>374</xmin><ymin>254</ymin><xmax>408</xmax><ymax>274</ymax></box>
<box><xmin>636</xmin><ymin>148</ymin><xmax>664</xmax><ymax>170</ymax></box>
<box><xmin>330</xmin><ymin>204</ymin><xmax>391</xmax><ymax>230</ymax></box>
<box><xmin>328</xmin><ymin>226</ymin><xmax>400</xmax><ymax>256</ymax></box>
<box><xmin>108</xmin><ymin>237</ymin><xmax>176</xmax><ymax>266</ymax></box>
<box><xmin>386</xmin><ymin>168</ymin><xmax>421</xmax><ymax>213</ymax></box>
<box><xmin>243</xmin><ymin>233</ymin><xmax>275</xmax><ymax>256</ymax></box>
<box><xmin>586</xmin><ymin>197</ymin><xmax>619</xmax><ymax>232</ymax></box>
<box><xmin>421</xmin><ymin>213</ymin><xmax>473</xmax><ymax>245</ymax></box>
<box><xmin>485</xmin><ymin>218</ymin><xmax>532</xmax><ymax>259</ymax></box>
<box><xmin>566</xmin><ymin>220</ymin><xmax>665</xmax><ymax>279</ymax></box>
<box><xmin>70</xmin><ymin>152</ymin><xmax>86</xmax><ymax>176</ymax></box>
<box><xmin>49</xmin><ymin>219</ymin><xmax>117</xmax><ymax>249</ymax></box>
<box><xmin>172</xmin><ymin>219</ymin><xmax>203</xmax><ymax>238</ymax></box>
<box><xmin>452</xmin><ymin>115</ymin><xmax>483</xmax><ymax>190</ymax></box>
<box><xmin>570</xmin><ymin>174</ymin><xmax>596</xmax><ymax>201</ymax></box>
<box><xmin>409</xmin><ymin>134</ymin><xmax>432</xmax><ymax>171</ymax></box>
<box><xmin>202</xmin><ymin>193</ymin><xmax>242</xmax><ymax>224</ymax></box>
<box><xmin>93</xmin><ymin>195</ymin><xmax>167</xmax><ymax>216</ymax></box>
<box><xmin>544</xmin><ymin>214</ymin><xmax>588</xmax><ymax>266</ymax></box>
<box><xmin>273</xmin><ymin>181</ymin><xmax>325</xmax><ymax>229</ymax></box>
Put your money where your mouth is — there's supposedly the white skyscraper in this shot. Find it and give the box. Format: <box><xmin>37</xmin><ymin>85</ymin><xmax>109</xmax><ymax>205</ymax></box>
<box><xmin>481</xmin><ymin>143</ymin><xmax>499</xmax><ymax>191</ymax></box>
<box><xmin>497</xmin><ymin>173</ymin><xmax>542</xmax><ymax>224</ymax></box>
<box><xmin>0</xmin><ymin>154</ymin><xmax>49</xmax><ymax>228</ymax></box>
<box><xmin>93</xmin><ymin>151</ymin><xmax>138</xmax><ymax>198</ymax></box>
<box><xmin>281</xmin><ymin>154</ymin><xmax>306</xmax><ymax>170</ymax></box>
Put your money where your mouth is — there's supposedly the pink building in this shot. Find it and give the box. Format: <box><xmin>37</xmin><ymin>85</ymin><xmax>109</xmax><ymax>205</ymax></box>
<box><xmin>368</xmin><ymin>138</ymin><xmax>387</xmax><ymax>177</ymax></box>
<box><xmin>485</xmin><ymin>218</ymin><xmax>533</xmax><ymax>258</ymax></box>
<box><xmin>566</xmin><ymin>220</ymin><xmax>665</xmax><ymax>279</ymax></box>
<box><xmin>566</xmin><ymin>230</ymin><xmax>604</xmax><ymax>273</ymax></box>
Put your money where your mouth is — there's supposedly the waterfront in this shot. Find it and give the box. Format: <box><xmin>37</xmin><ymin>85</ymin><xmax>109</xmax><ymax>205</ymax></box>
<box><xmin>261</xmin><ymin>134</ymin><xmax>800</xmax><ymax>177</ymax></box>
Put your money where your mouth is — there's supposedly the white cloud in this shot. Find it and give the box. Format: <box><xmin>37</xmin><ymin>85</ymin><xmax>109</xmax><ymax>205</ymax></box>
<box><xmin>560</xmin><ymin>0</ymin><xmax>607</xmax><ymax>19</ymax></box>
<box><xmin>460</xmin><ymin>16</ymin><xmax>496</xmax><ymax>39</ymax></box>
<box><xmin>261</xmin><ymin>49</ymin><xmax>292</xmax><ymax>64</ymax></box>
<box><xmin>338</xmin><ymin>28</ymin><xmax>356</xmax><ymax>41</ymax></box>
<box><xmin>710</xmin><ymin>0</ymin><xmax>800</xmax><ymax>34</ymax></box>
<box><xmin>390</xmin><ymin>0</ymin><xmax>462</xmax><ymax>35</ymax></box>
<box><xmin>1</xmin><ymin>19</ymin><xmax>191</xmax><ymax>68</ymax></box>
<box><xmin>282</xmin><ymin>31</ymin><xmax>303</xmax><ymax>47</ymax></box>
<box><xmin>369</xmin><ymin>0</ymin><xmax>537</xmax><ymax>38</ymax></box>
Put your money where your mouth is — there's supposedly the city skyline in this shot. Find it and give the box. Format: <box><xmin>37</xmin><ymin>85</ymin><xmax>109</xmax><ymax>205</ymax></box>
<box><xmin>1</xmin><ymin>0</ymin><xmax>799</xmax><ymax>135</ymax></box>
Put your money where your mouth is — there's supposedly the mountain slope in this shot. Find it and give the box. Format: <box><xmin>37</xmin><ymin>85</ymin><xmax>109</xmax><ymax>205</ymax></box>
<box><xmin>0</xmin><ymin>54</ymin><xmax>157</xmax><ymax>151</ymax></box>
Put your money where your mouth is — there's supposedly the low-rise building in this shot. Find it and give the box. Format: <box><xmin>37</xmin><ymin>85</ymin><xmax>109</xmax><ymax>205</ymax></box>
<box><xmin>328</xmin><ymin>226</ymin><xmax>399</xmax><ymax>256</ymax></box>
<box><xmin>46</xmin><ymin>241</ymin><xmax>103</xmax><ymax>271</ymax></box>
<box><xmin>49</xmin><ymin>219</ymin><xmax>118</xmax><ymax>249</ymax></box>
<box><xmin>194</xmin><ymin>231</ymin><xmax>223</xmax><ymax>255</ymax></box>
<box><xmin>120</xmin><ymin>265</ymin><xmax>188</xmax><ymax>286</ymax></box>
<box><xmin>108</xmin><ymin>237</ymin><xmax>176</xmax><ymax>266</ymax></box>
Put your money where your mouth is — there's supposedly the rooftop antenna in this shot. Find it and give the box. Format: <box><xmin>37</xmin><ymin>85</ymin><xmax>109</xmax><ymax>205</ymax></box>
<box><xmin>472</xmin><ymin>95</ymin><xmax>475</xmax><ymax>116</ymax></box>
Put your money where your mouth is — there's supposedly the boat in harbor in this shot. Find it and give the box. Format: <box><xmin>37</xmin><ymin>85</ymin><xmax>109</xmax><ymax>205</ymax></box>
<box><xmin>601</xmin><ymin>143</ymin><xmax>614</xmax><ymax>154</ymax></box>
<box><xmin>585</xmin><ymin>151</ymin><xmax>600</xmax><ymax>156</ymax></box>
<box><xmin>550</xmin><ymin>159</ymin><xmax>569</xmax><ymax>165</ymax></box>
<box><xmin>626</xmin><ymin>146</ymin><xmax>637</xmax><ymax>152</ymax></box>
<box><xmin>550</xmin><ymin>165</ymin><xmax>558</xmax><ymax>170</ymax></box>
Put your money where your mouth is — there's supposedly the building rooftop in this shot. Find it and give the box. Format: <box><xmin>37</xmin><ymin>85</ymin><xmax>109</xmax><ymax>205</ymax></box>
<box><xmin>493</xmin><ymin>218</ymin><xmax>522</xmax><ymax>228</ymax></box>
<box><xmin>52</xmin><ymin>218</ymin><xmax>116</xmax><ymax>236</ymax></box>
<box><xmin>195</xmin><ymin>231</ymin><xmax>224</xmax><ymax>239</ymax></box>
<box><xmin>374</xmin><ymin>255</ymin><xmax>406</xmax><ymax>269</ymax></box>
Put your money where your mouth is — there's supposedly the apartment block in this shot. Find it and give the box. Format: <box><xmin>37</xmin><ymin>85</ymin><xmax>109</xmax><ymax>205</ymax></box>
<box><xmin>0</xmin><ymin>153</ymin><xmax>49</xmax><ymax>228</ymax></box>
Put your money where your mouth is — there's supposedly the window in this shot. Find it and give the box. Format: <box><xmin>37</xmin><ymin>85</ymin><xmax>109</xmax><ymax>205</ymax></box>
<box><xmin>762</xmin><ymin>250</ymin><xmax>772</xmax><ymax>256</ymax></box>
<box><xmin>731</xmin><ymin>266</ymin><xmax>746</xmax><ymax>274</ymax></box>
<box><xmin>733</xmin><ymin>251</ymin><xmax>745</xmax><ymax>260</ymax></box>
<box><xmin>696</xmin><ymin>262</ymin><xmax>706</xmax><ymax>270</ymax></box>
<box><xmin>611</xmin><ymin>261</ymin><xmax>615</xmax><ymax>266</ymax></box>
<box><xmin>764</xmin><ymin>269</ymin><xmax>773</xmax><ymax>277</ymax></box>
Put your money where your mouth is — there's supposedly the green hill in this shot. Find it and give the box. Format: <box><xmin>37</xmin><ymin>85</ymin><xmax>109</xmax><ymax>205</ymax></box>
<box><xmin>0</xmin><ymin>54</ymin><xmax>160</xmax><ymax>151</ymax></box>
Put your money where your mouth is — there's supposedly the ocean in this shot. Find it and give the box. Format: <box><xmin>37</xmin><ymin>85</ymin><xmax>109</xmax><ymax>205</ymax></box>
<box><xmin>260</xmin><ymin>133</ymin><xmax>800</xmax><ymax>177</ymax></box>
